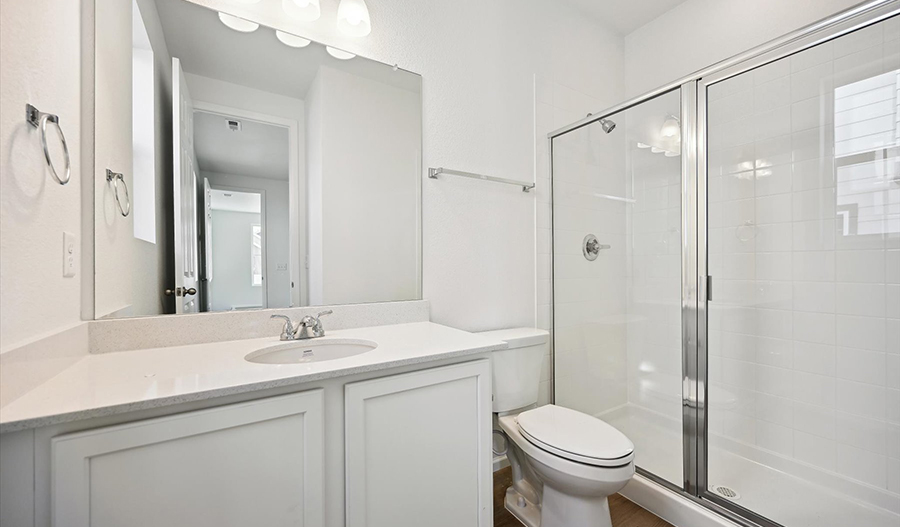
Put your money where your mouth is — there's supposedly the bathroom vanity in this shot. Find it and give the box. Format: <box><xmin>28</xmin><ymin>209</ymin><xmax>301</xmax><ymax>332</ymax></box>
<box><xmin>0</xmin><ymin>322</ymin><xmax>504</xmax><ymax>527</ymax></box>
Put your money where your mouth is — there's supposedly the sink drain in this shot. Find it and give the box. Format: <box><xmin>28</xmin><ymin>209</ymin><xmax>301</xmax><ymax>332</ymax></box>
<box><xmin>709</xmin><ymin>484</ymin><xmax>740</xmax><ymax>500</ymax></box>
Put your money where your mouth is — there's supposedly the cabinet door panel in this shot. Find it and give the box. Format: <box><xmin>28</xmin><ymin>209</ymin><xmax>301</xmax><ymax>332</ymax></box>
<box><xmin>53</xmin><ymin>390</ymin><xmax>324</xmax><ymax>527</ymax></box>
<box><xmin>345</xmin><ymin>360</ymin><xmax>491</xmax><ymax>527</ymax></box>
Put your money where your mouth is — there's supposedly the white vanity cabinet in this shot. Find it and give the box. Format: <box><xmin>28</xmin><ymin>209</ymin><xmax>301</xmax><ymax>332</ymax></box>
<box><xmin>51</xmin><ymin>390</ymin><xmax>325</xmax><ymax>527</ymax></box>
<box><xmin>13</xmin><ymin>358</ymin><xmax>493</xmax><ymax>527</ymax></box>
<box><xmin>345</xmin><ymin>360</ymin><xmax>492</xmax><ymax>527</ymax></box>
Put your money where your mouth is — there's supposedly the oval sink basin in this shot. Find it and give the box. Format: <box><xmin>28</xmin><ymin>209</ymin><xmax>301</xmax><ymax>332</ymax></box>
<box><xmin>245</xmin><ymin>338</ymin><xmax>378</xmax><ymax>365</ymax></box>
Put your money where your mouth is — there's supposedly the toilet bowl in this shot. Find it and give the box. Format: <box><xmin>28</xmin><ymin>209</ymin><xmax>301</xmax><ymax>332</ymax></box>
<box><xmin>477</xmin><ymin>328</ymin><xmax>635</xmax><ymax>527</ymax></box>
<box><xmin>498</xmin><ymin>405</ymin><xmax>634</xmax><ymax>527</ymax></box>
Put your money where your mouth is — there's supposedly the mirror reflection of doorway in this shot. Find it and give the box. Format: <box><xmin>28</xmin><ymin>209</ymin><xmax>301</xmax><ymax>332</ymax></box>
<box><xmin>206</xmin><ymin>187</ymin><xmax>265</xmax><ymax>311</ymax></box>
<box><xmin>193</xmin><ymin>110</ymin><xmax>293</xmax><ymax>312</ymax></box>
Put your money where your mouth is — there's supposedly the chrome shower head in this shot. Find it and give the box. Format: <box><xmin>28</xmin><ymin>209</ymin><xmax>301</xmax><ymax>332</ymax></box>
<box><xmin>599</xmin><ymin>118</ymin><xmax>616</xmax><ymax>133</ymax></box>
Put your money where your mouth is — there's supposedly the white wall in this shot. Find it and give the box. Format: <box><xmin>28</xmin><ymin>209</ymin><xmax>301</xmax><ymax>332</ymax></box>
<box><xmin>94</xmin><ymin>0</ymin><xmax>173</xmax><ymax>319</ymax></box>
<box><xmin>134</xmin><ymin>0</ymin><xmax>176</xmax><ymax>317</ymax></box>
<box><xmin>0</xmin><ymin>0</ymin><xmax>626</xmax><ymax>414</ymax></box>
<box><xmin>190</xmin><ymin>0</ymin><xmax>626</xmax><ymax>334</ymax></box>
<box><xmin>306</xmin><ymin>66</ymin><xmax>420</xmax><ymax>306</ymax></box>
<box><xmin>132</xmin><ymin>48</ymin><xmax>155</xmax><ymax>244</ymax></box>
<box><xmin>305</xmin><ymin>72</ymin><xmax>324</xmax><ymax>305</ymax></box>
<box><xmin>623</xmin><ymin>0</ymin><xmax>863</xmax><ymax>98</ymax></box>
<box><xmin>202</xmin><ymin>171</ymin><xmax>291</xmax><ymax>309</ymax></box>
<box><xmin>208</xmin><ymin>209</ymin><xmax>263</xmax><ymax>311</ymax></box>
<box><xmin>0</xmin><ymin>0</ymin><xmax>84</xmax><ymax>351</ymax></box>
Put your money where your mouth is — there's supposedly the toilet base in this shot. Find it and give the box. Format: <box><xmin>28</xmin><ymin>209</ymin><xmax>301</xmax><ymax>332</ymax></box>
<box><xmin>504</xmin><ymin>483</ymin><xmax>615</xmax><ymax>527</ymax></box>
<box><xmin>504</xmin><ymin>487</ymin><xmax>541</xmax><ymax>527</ymax></box>
<box><xmin>540</xmin><ymin>484</ymin><xmax>613</xmax><ymax>527</ymax></box>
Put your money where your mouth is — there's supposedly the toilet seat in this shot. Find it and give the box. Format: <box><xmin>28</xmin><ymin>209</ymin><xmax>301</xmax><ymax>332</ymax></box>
<box><xmin>516</xmin><ymin>405</ymin><xmax>634</xmax><ymax>467</ymax></box>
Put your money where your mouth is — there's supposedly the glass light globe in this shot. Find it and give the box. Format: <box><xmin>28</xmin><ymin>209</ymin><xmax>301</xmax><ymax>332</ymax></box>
<box><xmin>326</xmin><ymin>46</ymin><xmax>356</xmax><ymax>60</ymax></box>
<box><xmin>336</xmin><ymin>0</ymin><xmax>371</xmax><ymax>37</ymax></box>
<box><xmin>276</xmin><ymin>30</ymin><xmax>311</xmax><ymax>48</ymax></box>
<box><xmin>282</xmin><ymin>0</ymin><xmax>321</xmax><ymax>22</ymax></box>
<box><xmin>218</xmin><ymin>12</ymin><xmax>259</xmax><ymax>32</ymax></box>
<box><xmin>660</xmin><ymin>115</ymin><xmax>681</xmax><ymax>138</ymax></box>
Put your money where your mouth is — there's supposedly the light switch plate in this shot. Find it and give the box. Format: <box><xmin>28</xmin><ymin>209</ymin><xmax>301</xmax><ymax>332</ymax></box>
<box><xmin>63</xmin><ymin>231</ymin><xmax>76</xmax><ymax>277</ymax></box>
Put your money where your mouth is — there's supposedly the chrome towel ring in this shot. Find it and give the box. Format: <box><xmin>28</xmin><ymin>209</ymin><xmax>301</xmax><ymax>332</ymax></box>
<box><xmin>106</xmin><ymin>169</ymin><xmax>131</xmax><ymax>217</ymax></box>
<box><xmin>26</xmin><ymin>104</ymin><xmax>71</xmax><ymax>185</ymax></box>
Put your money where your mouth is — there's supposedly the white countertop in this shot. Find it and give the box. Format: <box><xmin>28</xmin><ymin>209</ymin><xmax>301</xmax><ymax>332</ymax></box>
<box><xmin>0</xmin><ymin>322</ymin><xmax>506</xmax><ymax>433</ymax></box>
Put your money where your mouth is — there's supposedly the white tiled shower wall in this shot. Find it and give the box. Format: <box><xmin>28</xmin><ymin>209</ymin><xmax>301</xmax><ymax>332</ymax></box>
<box><xmin>549</xmin><ymin>113</ymin><xmax>629</xmax><ymax>415</ymax></box>
<box><xmin>536</xmin><ymin>77</ymin><xmax>625</xmax><ymax>408</ymax></box>
<box><xmin>625</xmin><ymin>147</ymin><xmax>683</xmax><ymax>421</ymax></box>
<box><xmin>549</xmin><ymin>84</ymin><xmax>684</xmax><ymax>421</ymax></box>
<box><xmin>706</xmin><ymin>17</ymin><xmax>900</xmax><ymax>493</ymax></box>
<box><xmin>548</xmin><ymin>85</ymin><xmax>684</xmax><ymax>421</ymax></box>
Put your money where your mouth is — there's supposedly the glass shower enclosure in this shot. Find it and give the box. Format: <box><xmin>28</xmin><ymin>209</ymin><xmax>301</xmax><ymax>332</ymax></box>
<box><xmin>549</xmin><ymin>3</ymin><xmax>900</xmax><ymax>527</ymax></box>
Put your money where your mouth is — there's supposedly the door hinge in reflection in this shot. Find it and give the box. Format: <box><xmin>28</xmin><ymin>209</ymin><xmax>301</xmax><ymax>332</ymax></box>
<box><xmin>706</xmin><ymin>276</ymin><xmax>713</xmax><ymax>302</ymax></box>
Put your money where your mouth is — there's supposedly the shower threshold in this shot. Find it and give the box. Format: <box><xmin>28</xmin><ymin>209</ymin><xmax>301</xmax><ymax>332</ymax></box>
<box><xmin>601</xmin><ymin>405</ymin><xmax>899</xmax><ymax>527</ymax></box>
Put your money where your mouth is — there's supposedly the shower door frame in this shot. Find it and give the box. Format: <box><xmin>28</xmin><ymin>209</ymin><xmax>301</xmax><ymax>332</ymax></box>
<box><xmin>548</xmin><ymin>1</ymin><xmax>900</xmax><ymax>526</ymax></box>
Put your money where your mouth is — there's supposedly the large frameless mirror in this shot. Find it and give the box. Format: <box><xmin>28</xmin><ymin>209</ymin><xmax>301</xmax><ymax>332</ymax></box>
<box><xmin>93</xmin><ymin>0</ymin><xmax>422</xmax><ymax>319</ymax></box>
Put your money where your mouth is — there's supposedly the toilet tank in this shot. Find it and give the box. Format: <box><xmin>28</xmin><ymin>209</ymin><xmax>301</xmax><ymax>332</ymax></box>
<box><xmin>477</xmin><ymin>328</ymin><xmax>549</xmax><ymax>413</ymax></box>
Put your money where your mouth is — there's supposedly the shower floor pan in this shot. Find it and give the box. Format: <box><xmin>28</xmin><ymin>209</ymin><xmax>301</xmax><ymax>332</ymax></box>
<box><xmin>601</xmin><ymin>405</ymin><xmax>899</xmax><ymax>527</ymax></box>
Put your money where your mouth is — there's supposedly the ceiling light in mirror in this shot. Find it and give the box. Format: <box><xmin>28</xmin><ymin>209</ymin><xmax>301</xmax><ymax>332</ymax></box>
<box><xmin>282</xmin><ymin>0</ymin><xmax>321</xmax><ymax>21</ymax></box>
<box><xmin>337</xmin><ymin>0</ymin><xmax>371</xmax><ymax>37</ymax></box>
<box><xmin>660</xmin><ymin>114</ymin><xmax>681</xmax><ymax>139</ymax></box>
<box><xmin>218</xmin><ymin>12</ymin><xmax>259</xmax><ymax>32</ymax></box>
<box><xmin>275</xmin><ymin>30</ymin><xmax>312</xmax><ymax>48</ymax></box>
<box><xmin>326</xmin><ymin>46</ymin><xmax>356</xmax><ymax>60</ymax></box>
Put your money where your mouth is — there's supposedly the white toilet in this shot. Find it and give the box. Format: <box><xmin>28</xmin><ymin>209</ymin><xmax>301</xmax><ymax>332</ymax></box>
<box><xmin>480</xmin><ymin>328</ymin><xmax>635</xmax><ymax>527</ymax></box>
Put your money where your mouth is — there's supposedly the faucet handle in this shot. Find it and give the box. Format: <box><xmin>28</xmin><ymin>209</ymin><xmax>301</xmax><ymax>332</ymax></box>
<box><xmin>304</xmin><ymin>310</ymin><xmax>333</xmax><ymax>337</ymax></box>
<box><xmin>270</xmin><ymin>314</ymin><xmax>296</xmax><ymax>340</ymax></box>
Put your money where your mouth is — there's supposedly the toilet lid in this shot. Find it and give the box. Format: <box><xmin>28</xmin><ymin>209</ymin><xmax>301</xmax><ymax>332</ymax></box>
<box><xmin>516</xmin><ymin>405</ymin><xmax>634</xmax><ymax>467</ymax></box>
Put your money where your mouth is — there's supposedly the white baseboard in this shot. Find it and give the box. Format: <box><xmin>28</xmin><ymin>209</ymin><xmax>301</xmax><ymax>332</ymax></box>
<box><xmin>621</xmin><ymin>474</ymin><xmax>741</xmax><ymax>527</ymax></box>
<box><xmin>493</xmin><ymin>454</ymin><xmax>510</xmax><ymax>472</ymax></box>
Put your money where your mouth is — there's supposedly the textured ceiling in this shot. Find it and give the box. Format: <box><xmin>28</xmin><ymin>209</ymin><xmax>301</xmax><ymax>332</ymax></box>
<box><xmin>558</xmin><ymin>0</ymin><xmax>686</xmax><ymax>35</ymax></box>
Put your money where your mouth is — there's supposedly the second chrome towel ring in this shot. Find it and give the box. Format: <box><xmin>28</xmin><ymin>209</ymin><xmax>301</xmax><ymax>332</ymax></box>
<box><xmin>106</xmin><ymin>169</ymin><xmax>131</xmax><ymax>217</ymax></box>
<box><xmin>26</xmin><ymin>104</ymin><xmax>71</xmax><ymax>185</ymax></box>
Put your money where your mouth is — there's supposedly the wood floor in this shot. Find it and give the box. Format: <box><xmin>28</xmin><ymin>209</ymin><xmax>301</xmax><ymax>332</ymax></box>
<box><xmin>494</xmin><ymin>467</ymin><xmax>674</xmax><ymax>527</ymax></box>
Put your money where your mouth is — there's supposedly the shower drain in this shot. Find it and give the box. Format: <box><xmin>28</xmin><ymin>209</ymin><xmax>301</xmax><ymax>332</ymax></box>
<box><xmin>709</xmin><ymin>484</ymin><xmax>741</xmax><ymax>500</ymax></box>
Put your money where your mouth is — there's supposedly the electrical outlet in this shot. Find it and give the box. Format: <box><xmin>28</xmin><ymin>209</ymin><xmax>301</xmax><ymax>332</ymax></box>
<box><xmin>63</xmin><ymin>231</ymin><xmax>76</xmax><ymax>277</ymax></box>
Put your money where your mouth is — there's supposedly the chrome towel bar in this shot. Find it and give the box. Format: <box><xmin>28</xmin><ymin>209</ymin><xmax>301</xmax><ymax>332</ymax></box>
<box><xmin>106</xmin><ymin>169</ymin><xmax>131</xmax><ymax>217</ymax></box>
<box><xmin>428</xmin><ymin>167</ymin><xmax>535</xmax><ymax>192</ymax></box>
<box><xmin>26</xmin><ymin>104</ymin><xmax>71</xmax><ymax>185</ymax></box>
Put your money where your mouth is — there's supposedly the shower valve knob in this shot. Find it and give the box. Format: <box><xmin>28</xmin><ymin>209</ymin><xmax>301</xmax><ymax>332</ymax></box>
<box><xmin>582</xmin><ymin>234</ymin><xmax>610</xmax><ymax>261</ymax></box>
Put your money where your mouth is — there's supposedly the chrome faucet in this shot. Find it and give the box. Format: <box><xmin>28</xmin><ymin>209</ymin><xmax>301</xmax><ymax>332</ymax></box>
<box><xmin>270</xmin><ymin>310</ymin><xmax>333</xmax><ymax>341</ymax></box>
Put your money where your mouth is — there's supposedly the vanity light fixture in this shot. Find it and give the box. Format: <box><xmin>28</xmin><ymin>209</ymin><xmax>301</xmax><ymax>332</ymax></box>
<box><xmin>276</xmin><ymin>30</ymin><xmax>312</xmax><ymax>48</ymax></box>
<box><xmin>282</xmin><ymin>0</ymin><xmax>321</xmax><ymax>22</ymax></box>
<box><xmin>218</xmin><ymin>12</ymin><xmax>259</xmax><ymax>32</ymax></box>
<box><xmin>660</xmin><ymin>114</ymin><xmax>681</xmax><ymax>139</ymax></box>
<box><xmin>336</xmin><ymin>0</ymin><xmax>371</xmax><ymax>37</ymax></box>
<box><xmin>326</xmin><ymin>46</ymin><xmax>356</xmax><ymax>60</ymax></box>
